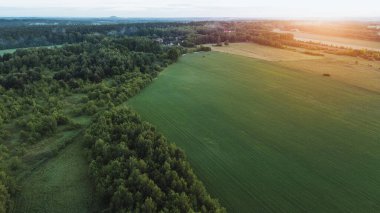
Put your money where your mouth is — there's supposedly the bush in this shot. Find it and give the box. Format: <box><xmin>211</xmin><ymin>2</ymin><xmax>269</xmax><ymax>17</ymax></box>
<box><xmin>18</xmin><ymin>114</ymin><xmax>58</xmax><ymax>143</ymax></box>
<box><xmin>302</xmin><ymin>51</ymin><xmax>324</xmax><ymax>56</ymax></box>
<box><xmin>8</xmin><ymin>156</ymin><xmax>22</xmax><ymax>171</ymax></box>
<box><xmin>81</xmin><ymin>101</ymin><xmax>98</xmax><ymax>115</ymax></box>
<box><xmin>54</xmin><ymin>114</ymin><xmax>70</xmax><ymax>126</ymax></box>
<box><xmin>197</xmin><ymin>46</ymin><xmax>212</xmax><ymax>52</ymax></box>
<box><xmin>167</xmin><ymin>48</ymin><xmax>181</xmax><ymax>62</ymax></box>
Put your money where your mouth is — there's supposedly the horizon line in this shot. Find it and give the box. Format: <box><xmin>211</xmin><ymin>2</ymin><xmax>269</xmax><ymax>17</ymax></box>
<box><xmin>0</xmin><ymin>16</ymin><xmax>380</xmax><ymax>21</ymax></box>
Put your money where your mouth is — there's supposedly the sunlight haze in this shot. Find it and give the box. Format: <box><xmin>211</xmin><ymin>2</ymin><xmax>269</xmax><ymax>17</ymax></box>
<box><xmin>0</xmin><ymin>0</ymin><xmax>379</xmax><ymax>18</ymax></box>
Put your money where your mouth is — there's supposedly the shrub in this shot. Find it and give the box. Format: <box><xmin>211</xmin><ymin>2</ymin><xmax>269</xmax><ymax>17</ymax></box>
<box><xmin>197</xmin><ymin>46</ymin><xmax>212</xmax><ymax>52</ymax></box>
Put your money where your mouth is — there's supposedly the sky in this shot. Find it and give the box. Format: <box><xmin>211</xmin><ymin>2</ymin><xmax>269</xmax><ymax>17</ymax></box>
<box><xmin>0</xmin><ymin>0</ymin><xmax>379</xmax><ymax>18</ymax></box>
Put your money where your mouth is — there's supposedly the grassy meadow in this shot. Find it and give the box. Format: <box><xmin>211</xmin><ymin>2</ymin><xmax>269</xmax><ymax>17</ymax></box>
<box><xmin>4</xmin><ymin>92</ymin><xmax>97</xmax><ymax>212</ymax></box>
<box><xmin>128</xmin><ymin>52</ymin><xmax>380</xmax><ymax>212</ymax></box>
<box><xmin>12</xmin><ymin>140</ymin><xmax>99</xmax><ymax>213</ymax></box>
<box><xmin>209</xmin><ymin>42</ymin><xmax>322</xmax><ymax>61</ymax></box>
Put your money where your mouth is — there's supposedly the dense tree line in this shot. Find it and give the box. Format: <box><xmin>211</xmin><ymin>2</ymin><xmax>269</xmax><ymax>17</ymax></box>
<box><xmin>0</xmin><ymin>35</ymin><xmax>183</xmax><ymax>142</ymax></box>
<box><xmin>0</xmin><ymin>35</ymin><xmax>183</xmax><ymax>145</ymax></box>
<box><xmin>0</xmin><ymin>18</ymin><xmax>184</xmax><ymax>28</ymax></box>
<box><xmin>0</xmin><ymin>22</ymin><xmax>198</xmax><ymax>50</ymax></box>
<box><xmin>0</xmin><ymin>34</ymin><xmax>169</xmax><ymax>153</ymax></box>
<box><xmin>0</xmin><ymin>35</ymin><xmax>183</xmax><ymax>90</ymax></box>
<box><xmin>0</xmin><ymin>20</ymin><xmax>290</xmax><ymax>50</ymax></box>
<box><xmin>85</xmin><ymin>108</ymin><xmax>225</xmax><ymax>212</ymax></box>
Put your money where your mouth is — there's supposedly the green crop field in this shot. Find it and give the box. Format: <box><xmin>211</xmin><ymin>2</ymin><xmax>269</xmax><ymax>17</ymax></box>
<box><xmin>128</xmin><ymin>52</ymin><xmax>380</xmax><ymax>212</ymax></box>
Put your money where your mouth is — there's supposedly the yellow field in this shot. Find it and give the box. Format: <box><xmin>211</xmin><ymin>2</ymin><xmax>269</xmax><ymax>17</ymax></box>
<box><xmin>211</xmin><ymin>43</ymin><xmax>380</xmax><ymax>93</ymax></box>
<box><xmin>278</xmin><ymin>56</ymin><xmax>380</xmax><ymax>93</ymax></box>
<box><xmin>274</xmin><ymin>29</ymin><xmax>380</xmax><ymax>51</ymax></box>
<box><xmin>209</xmin><ymin>43</ymin><xmax>322</xmax><ymax>61</ymax></box>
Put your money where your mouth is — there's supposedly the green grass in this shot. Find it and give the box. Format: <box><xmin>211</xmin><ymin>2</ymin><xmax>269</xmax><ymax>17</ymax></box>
<box><xmin>128</xmin><ymin>52</ymin><xmax>380</xmax><ymax>212</ymax></box>
<box><xmin>12</xmin><ymin>139</ymin><xmax>99</xmax><ymax>213</ymax></box>
<box><xmin>8</xmin><ymin>91</ymin><xmax>98</xmax><ymax>213</ymax></box>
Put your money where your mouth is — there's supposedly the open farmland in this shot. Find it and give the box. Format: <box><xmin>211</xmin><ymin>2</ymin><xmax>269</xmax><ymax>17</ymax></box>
<box><xmin>128</xmin><ymin>52</ymin><xmax>380</xmax><ymax>212</ymax></box>
<box><xmin>208</xmin><ymin>43</ymin><xmax>322</xmax><ymax>61</ymax></box>
<box><xmin>212</xmin><ymin>43</ymin><xmax>380</xmax><ymax>93</ymax></box>
<box><xmin>274</xmin><ymin>29</ymin><xmax>380</xmax><ymax>51</ymax></box>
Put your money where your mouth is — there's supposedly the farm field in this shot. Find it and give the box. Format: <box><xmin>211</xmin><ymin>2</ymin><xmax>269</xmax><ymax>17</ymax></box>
<box><xmin>212</xmin><ymin>43</ymin><xmax>380</xmax><ymax>93</ymax></box>
<box><xmin>128</xmin><ymin>52</ymin><xmax>380</xmax><ymax>212</ymax></box>
<box><xmin>274</xmin><ymin>29</ymin><xmax>380</xmax><ymax>51</ymax></box>
<box><xmin>208</xmin><ymin>43</ymin><xmax>322</xmax><ymax>61</ymax></box>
